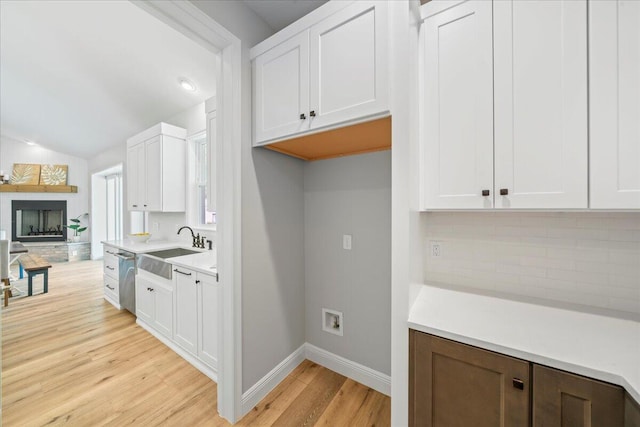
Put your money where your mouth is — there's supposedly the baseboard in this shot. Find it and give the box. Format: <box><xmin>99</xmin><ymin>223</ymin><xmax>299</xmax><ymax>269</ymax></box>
<box><xmin>241</xmin><ymin>343</ymin><xmax>306</xmax><ymax>416</ymax></box>
<box><xmin>136</xmin><ymin>319</ymin><xmax>217</xmax><ymax>382</ymax></box>
<box><xmin>305</xmin><ymin>343</ymin><xmax>391</xmax><ymax>396</ymax></box>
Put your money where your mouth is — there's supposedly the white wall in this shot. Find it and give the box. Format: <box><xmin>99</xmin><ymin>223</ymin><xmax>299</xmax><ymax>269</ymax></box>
<box><xmin>423</xmin><ymin>212</ymin><xmax>640</xmax><ymax>316</ymax></box>
<box><xmin>304</xmin><ymin>151</ymin><xmax>391</xmax><ymax>376</ymax></box>
<box><xmin>192</xmin><ymin>1</ymin><xmax>309</xmax><ymax>394</ymax></box>
<box><xmin>165</xmin><ymin>101</ymin><xmax>206</xmax><ymax>138</ymax></box>
<box><xmin>0</xmin><ymin>136</ymin><xmax>90</xmax><ymax>242</ymax></box>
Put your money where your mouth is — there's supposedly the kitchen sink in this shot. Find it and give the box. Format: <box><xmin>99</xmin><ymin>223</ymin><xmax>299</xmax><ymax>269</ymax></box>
<box><xmin>145</xmin><ymin>248</ymin><xmax>201</xmax><ymax>259</ymax></box>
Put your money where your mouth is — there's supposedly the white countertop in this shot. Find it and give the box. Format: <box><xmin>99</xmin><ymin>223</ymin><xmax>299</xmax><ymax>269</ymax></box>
<box><xmin>101</xmin><ymin>240</ymin><xmax>217</xmax><ymax>276</ymax></box>
<box><xmin>408</xmin><ymin>284</ymin><xmax>640</xmax><ymax>403</ymax></box>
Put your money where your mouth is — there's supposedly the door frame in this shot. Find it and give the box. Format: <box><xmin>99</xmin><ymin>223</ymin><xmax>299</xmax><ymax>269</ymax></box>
<box><xmin>132</xmin><ymin>1</ymin><xmax>242</xmax><ymax>423</ymax></box>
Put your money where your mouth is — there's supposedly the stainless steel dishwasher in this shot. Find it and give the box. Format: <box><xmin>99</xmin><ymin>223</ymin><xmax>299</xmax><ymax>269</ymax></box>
<box><xmin>115</xmin><ymin>250</ymin><xmax>136</xmax><ymax>314</ymax></box>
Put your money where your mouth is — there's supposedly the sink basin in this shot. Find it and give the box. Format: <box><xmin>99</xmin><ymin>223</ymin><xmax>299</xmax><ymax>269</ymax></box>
<box><xmin>145</xmin><ymin>248</ymin><xmax>200</xmax><ymax>259</ymax></box>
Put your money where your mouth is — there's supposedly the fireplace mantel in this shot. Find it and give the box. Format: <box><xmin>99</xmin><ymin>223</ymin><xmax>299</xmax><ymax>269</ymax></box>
<box><xmin>0</xmin><ymin>184</ymin><xmax>78</xmax><ymax>193</ymax></box>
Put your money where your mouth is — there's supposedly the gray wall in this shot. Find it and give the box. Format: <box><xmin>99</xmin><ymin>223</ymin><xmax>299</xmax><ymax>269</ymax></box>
<box><xmin>192</xmin><ymin>1</ymin><xmax>307</xmax><ymax>393</ymax></box>
<box><xmin>304</xmin><ymin>151</ymin><xmax>391</xmax><ymax>375</ymax></box>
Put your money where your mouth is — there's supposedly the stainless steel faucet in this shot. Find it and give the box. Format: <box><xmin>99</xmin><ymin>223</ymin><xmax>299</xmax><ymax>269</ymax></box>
<box><xmin>177</xmin><ymin>226</ymin><xmax>206</xmax><ymax>249</ymax></box>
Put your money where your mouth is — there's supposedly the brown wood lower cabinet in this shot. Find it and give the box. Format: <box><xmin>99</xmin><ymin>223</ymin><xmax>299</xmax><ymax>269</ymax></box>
<box><xmin>410</xmin><ymin>329</ymin><xmax>638</xmax><ymax>427</ymax></box>
<box><xmin>410</xmin><ymin>330</ymin><xmax>530</xmax><ymax>427</ymax></box>
<box><xmin>533</xmin><ymin>365</ymin><xmax>624</xmax><ymax>426</ymax></box>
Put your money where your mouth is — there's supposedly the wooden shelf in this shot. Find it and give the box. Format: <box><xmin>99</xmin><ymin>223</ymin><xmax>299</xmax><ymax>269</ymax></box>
<box><xmin>0</xmin><ymin>184</ymin><xmax>78</xmax><ymax>193</ymax></box>
<box><xmin>263</xmin><ymin>116</ymin><xmax>392</xmax><ymax>161</ymax></box>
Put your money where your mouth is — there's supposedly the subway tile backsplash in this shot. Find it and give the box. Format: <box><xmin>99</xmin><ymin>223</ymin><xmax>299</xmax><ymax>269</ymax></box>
<box><xmin>423</xmin><ymin>212</ymin><xmax>640</xmax><ymax>315</ymax></box>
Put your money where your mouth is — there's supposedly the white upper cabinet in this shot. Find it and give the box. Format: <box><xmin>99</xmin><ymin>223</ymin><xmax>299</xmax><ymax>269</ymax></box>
<box><xmin>308</xmin><ymin>1</ymin><xmax>388</xmax><ymax>130</ymax></box>
<box><xmin>421</xmin><ymin>0</ymin><xmax>494</xmax><ymax>209</ymax></box>
<box><xmin>420</xmin><ymin>0</ymin><xmax>588</xmax><ymax>210</ymax></box>
<box><xmin>126</xmin><ymin>123</ymin><xmax>187</xmax><ymax>212</ymax></box>
<box><xmin>589</xmin><ymin>0</ymin><xmax>640</xmax><ymax>209</ymax></box>
<box><xmin>252</xmin><ymin>0</ymin><xmax>388</xmax><ymax>146</ymax></box>
<box><xmin>493</xmin><ymin>0</ymin><xmax>588</xmax><ymax>209</ymax></box>
<box><xmin>254</xmin><ymin>31</ymin><xmax>310</xmax><ymax>143</ymax></box>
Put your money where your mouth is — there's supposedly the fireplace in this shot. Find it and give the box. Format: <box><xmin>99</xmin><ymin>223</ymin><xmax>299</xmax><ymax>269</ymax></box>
<box><xmin>11</xmin><ymin>200</ymin><xmax>67</xmax><ymax>242</ymax></box>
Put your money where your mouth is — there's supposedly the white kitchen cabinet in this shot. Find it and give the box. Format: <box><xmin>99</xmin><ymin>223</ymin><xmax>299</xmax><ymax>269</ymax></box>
<box><xmin>103</xmin><ymin>245</ymin><xmax>120</xmax><ymax>308</ymax></box>
<box><xmin>421</xmin><ymin>0</ymin><xmax>494</xmax><ymax>209</ymax></box>
<box><xmin>252</xmin><ymin>0</ymin><xmax>388</xmax><ymax>146</ymax></box>
<box><xmin>589</xmin><ymin>0</ymin><xmax>640</xmax><ymax>209</ymax></box>
<box><xmin>493</xmin><ymin>0</ymin><xmax>587</xmax><ymax>209</ymax></box>
<box><xmin>254</xmin><ymin>31</ymin><xmax>309</xmax><ymax>143</ymax></box>
<box><xmin>173</xmin><ymin>266</ymin><xmax>218</xmax><ymax>368</ymax></box>
<box><xmin>174</xmin><ymin>267</ymin><xmax>198</xmax><ymax>355</ymax></box>
<box><xmin>420</xmin><ymin>0</ymin><xmax>588</xmax><ymax>210</ymax></box>
<box><xmin>126</xmin><ymin>142</ymin><xmax>146</xmax><ymax>211</ymax></box>
<box><xmin>135</xmin><ymin>273</ymin><xmax>173</xmax><ymax>339</ymax></box>
<box><xmin>198</xmin><ymin>271</ymin><xmax>218</xmax><ymax>369</ymax></box>
<box><xmin>126</xmin><ymin>123</ymin><xmax>187</xmax><ymax>212</ymax></box>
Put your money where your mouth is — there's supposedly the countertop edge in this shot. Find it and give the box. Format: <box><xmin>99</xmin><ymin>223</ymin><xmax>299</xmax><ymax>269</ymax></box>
<box><xmin>408</xmin><ymin>284</ymin><xmax>640</xmax><ymax>405</ymax></box>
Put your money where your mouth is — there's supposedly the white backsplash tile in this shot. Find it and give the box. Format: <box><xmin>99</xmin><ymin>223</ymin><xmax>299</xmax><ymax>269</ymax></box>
<box><xmin>423</xmin><ymin>212</ymin><xmax>640</xmax><ymax>315</ymax></box>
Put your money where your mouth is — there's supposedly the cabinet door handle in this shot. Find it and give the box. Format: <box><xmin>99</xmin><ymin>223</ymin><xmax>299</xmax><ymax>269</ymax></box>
<box><xmin>173</xmin><ymin>269</ymin><xmax>192</xmax><ymax>276</ymax></box>
<box><xmin>300</xmin><ymin>113</ymin><xmax>306</xmax><ymax>120</ymax></box>
<box><xmin>106</xmin><ymin>250</ymin><xmax>115</xmax><ymax>255</ymax></box>
<box><xmin>132</xmin><ymin>204</ymin><xmax>138</xmax><ymax>207</ymax></box>
<box><xmin>195</xmin><ymin>279</ymin><xmax>200</xmax><ymax>284</ymax></box>
<box><xmin>512</xmin><ymin>378</ymin><xmax>524</xmax><ymax>390</ymax></box>
<box><xmin>310</xmin><ymin>110</ymin><xmax>316</xmax><ymax>117</ymax></box>
<box><xmin>500</xmin><ymin>188</ymin><xmax>509</xmax><ymax>196</ymax></box>
<box><xmin>482</xmin><ymin>190</ymin><xmax>490</xmax><ymax>197</ymax></box>
<box><xmin>106</xmin><ymin>266</ymin><xmax>115</xmax><ymax>270</ymax></box>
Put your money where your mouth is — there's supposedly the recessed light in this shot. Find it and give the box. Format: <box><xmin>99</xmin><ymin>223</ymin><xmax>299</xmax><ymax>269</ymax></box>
<box><xmin>24</xmin><ymin>140</ymin><xmax>36</xmax><ymax>146</ymax></box>
<box><xmin>179</xmin><ymin>78</ymin><xmax>196</xmax><ymax>92</ymax></box>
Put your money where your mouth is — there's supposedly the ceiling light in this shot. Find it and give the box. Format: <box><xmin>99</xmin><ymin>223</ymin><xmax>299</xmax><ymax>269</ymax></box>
<box><xmin>179</xmin><ymin>78</ymin><xmax>196</xmax><ymax>92</ymax></box>
<box><xmin>24</xmin><ymin>140</ymin><xmax>37</xmax><ymax>146</ymax></box>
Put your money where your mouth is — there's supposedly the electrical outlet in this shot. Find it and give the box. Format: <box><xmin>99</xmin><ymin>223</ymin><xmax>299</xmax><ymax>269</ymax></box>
<box><xmin>72</xmin><ymin>250</ymin><xmax>78</xmax><ymax>256</ymax></box>
<box><xmin>322</xmin><ymin>308</ymin><xmax>343</xmax><ymax>336</ymax></box>
<box><xmin>343</xmin><ymin>234</ymin><xmax>352</xmax><ymax>250</ymax></box>
<box><xmin>431</xmin><ymin>241</ymin><xmax>442</xmax><ymax>257</ymax></box>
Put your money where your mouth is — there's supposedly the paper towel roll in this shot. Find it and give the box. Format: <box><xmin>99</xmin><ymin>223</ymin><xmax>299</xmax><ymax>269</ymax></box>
<box><xmin>0</xmin><ymin>240</ymin><xmax>9</xmax><ymax>279</ymax></box>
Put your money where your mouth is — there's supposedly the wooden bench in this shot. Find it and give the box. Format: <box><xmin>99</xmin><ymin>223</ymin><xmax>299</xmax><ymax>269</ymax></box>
<box><xmin>19</xmin><ymin>255</ymin><xmax>52</xmax><ymax>296</ymax></box>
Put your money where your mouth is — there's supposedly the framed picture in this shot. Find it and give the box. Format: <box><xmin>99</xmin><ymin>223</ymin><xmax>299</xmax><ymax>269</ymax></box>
<box><xmin>39</xmin><ymin>164</ymin><xmax>68</xmax><ymax>185</ymax></box>
<box><xmin>10</xmin><ymin>163</ymin><xmax>41</xmax><ymax>185</ymax></box>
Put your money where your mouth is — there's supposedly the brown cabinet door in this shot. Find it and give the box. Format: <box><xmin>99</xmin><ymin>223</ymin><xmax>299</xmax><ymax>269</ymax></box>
<box><xmin>533</xmin><ymin>365</ymin><xmax>624</xmax><ymax>427</ymax></box>
<box><xmin>410</xmin><ymin>330</ymin><xmax>530</xmax><ymax>427</ymax></box>
<box><xmin>626</xmin><ymin>393</ymin><xmax>640</xmax><ymax>427</ymax></box>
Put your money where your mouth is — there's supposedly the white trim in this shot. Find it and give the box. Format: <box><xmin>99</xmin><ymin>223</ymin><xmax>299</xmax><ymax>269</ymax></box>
<box><xmin>305</xmin><ymin>343</ymin><xmax>391</xmax><ymax>396</ymax></box>
<box><xmin>136</xmin><ymin>319</ymin><xmax>218</xmax><ymax>382</ymax></box>
<box><xmin>240</xmin><ymin>344</ymin><xmax>306</xmax><ymax>415</ymax></box>
<box><xmin>133</xmin><ymin>1</ymin><xmax>243</xmax><ymax>423</ymax></box>
<box><xmin>420</xmin><ymin>0</ymin><xmax>467</xmax><ymax>21</ymax></box>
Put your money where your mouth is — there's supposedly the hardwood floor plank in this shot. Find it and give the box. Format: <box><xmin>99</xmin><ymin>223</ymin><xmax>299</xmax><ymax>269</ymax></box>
<box><xmin>2</xmin><ymin>260</ymin><xmax>390</xmax><ymax>426</ymax></box>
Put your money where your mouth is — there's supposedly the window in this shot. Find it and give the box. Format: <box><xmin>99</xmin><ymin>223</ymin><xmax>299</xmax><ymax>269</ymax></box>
<box><xmin>194</xmin><ymin>133</ymin><xmax>215</xmax><ymax>227</ymax></box>
<box><xmin>105</xmin><ymin>174</ymin><xmax>123</xmax><ymax>240</ymax></box>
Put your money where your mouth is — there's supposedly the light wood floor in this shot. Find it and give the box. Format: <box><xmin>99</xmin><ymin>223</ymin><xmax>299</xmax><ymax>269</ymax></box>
<box><xmin>2</xmin><ymin>260</ymin><xmax>390</xmax><ymax>426</ymax></box>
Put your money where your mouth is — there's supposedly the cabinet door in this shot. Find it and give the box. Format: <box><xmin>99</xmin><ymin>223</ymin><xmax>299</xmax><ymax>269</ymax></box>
<box><xmin>127</xmin><ymin>143</ymin><xmax>145</xmax><ymax>210</ymax></box>
<box><xmin>309</xmin><ymin>1</ymin><xmax>388</xmax><ymax>130</ymax></box>
<box><xmin>410</xmin><ymin>330</ymin><xmax>530</xmax><ymax>427</ymax></box>
<box><xmin>421</xmin><ymin>0</ymin><xmax>494</xmax><ymax>209</ymax></box>
<box><xmin>254</xmin><ymin>31</ymin><xmax>309</xmax><ymax>144</ymax></box>
<box><xmin>154</xmin><ymin>284</ymin><xmax>173</xmax><ymax>338</ymax></box>
<box><xmin>590</xmin><ymin>0</ymin><xmax>640</xmax><ymax>209</ymax></box>
<box><xmin>494</xmin><ymin>0</ymin><xmax>588</xmax><ymax>209</ymax></box>
<box><xmin>144</xmin><ymin>135</ymin><xmax>162</xmax><ymax>211</ymax></box>
<box><xmin>135</xmin><ymin>276</ymin><xmax>154</xmax><ymax>324</ymax></box>
<box><xmin>533</xmin><ymin>365</ymin><xmax>624</xmax><ymax>427</ymax></box>
<box><xmin>198</xmin><ymin>273</ymin><xmax>218</xmax><ymax>369</ymax></box>
<box><xmin>174</xmin><ymin>268</ymin><xmax>198</xmax><ymax>354</ymax></box>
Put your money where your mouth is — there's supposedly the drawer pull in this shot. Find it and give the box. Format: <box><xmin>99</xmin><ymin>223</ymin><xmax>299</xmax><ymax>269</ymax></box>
<box><xmin>173</xmin><ymin>269</ymin><xmax>192</xmax><ymax>276</ymax></box>
<box><xmin>500</xmin><ymin>188</ymin><xmax>509</xmax><ymax>196</ymax></box>
<box><xmin>106</xmin><ymin>284</ymin><xmax>115</xmax><ymax>291</ymax></box>
<box><xmin>106</xmin><ymin>266</ymin><xmax>115</xmax><ymax>270</ymax></box>
<box><xmin>106</xmin><ymin>250</ymin><xmax>115</xmax><ymax>255</ymax></box>
<box><xmin>512</xmin><ymin>378</ymin><xmax>524</xmax><ymax>390</ymax></box>
<box><xmin>482</xmin><ymin>189</ymin><xmax>490</xmax><ymax>196</ymax></box>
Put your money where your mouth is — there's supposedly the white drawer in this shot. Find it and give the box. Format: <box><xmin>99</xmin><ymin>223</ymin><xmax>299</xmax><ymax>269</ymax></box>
<box><xmin>103</xmin><ymin>250</ymin><xmax>119</xmax><ymax>279</ymax></box>
<box><xmin>104</xmin><ymin>275</ymin><xmax>119</xmax><ymax>301</ymax></box>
